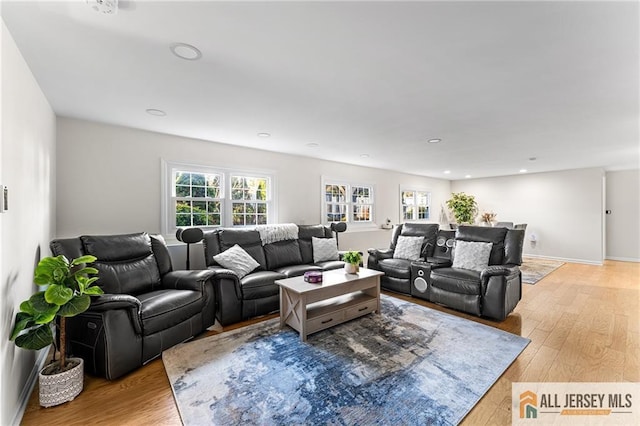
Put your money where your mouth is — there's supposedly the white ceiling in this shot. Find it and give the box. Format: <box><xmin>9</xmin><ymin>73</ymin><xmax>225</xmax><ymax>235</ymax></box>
<box><xmin>2</xmin><ymin>0</ymin><xmax>638</xmax><ymax>180</ymax></box>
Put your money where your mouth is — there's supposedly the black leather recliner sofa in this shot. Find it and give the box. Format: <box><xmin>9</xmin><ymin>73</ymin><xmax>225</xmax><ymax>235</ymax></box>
<box><xmin>50</xmin><ymin>232</ymin><xmax>216</xmax><ymax>379</ymax></box>
<box><xmin>368</xmin><ymin>224</ymin><xmax>524</xmax><ymax>321</ymax></box>
<box><xmin>203</xmin><ymin>224</ymin><xmax>346</xmax><ymax>326</ymax></box>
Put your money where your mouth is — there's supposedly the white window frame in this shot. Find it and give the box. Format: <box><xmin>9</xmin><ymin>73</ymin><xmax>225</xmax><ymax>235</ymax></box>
<box><xmin>321</xmin><ymin>176</ymin><xmax>376</xmax><ymax>227</ymax></box>
<box><xmin>399</xmin><ymin>186</ymin><xmax>431</xmax><ymax>222</ymax></box>
<box><xmin>162</xmin><ymin>160</ymin><xmax>277</xmax><ymax>236</ymax></box>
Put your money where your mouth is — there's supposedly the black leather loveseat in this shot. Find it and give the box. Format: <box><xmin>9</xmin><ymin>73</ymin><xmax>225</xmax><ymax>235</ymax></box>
<box><xmin>203</xmin><ymin>224</ymin><xmax>346</xmax><ymax>325</ymax></box>
<box><xmin>50</xmin><ymin>233</ymin><xmax>216</xmax><ymax>379</ymax></box>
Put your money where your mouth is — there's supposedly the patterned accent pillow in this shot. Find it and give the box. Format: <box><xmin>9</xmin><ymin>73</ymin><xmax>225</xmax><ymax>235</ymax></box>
<box><xmin>312</xmin><ymin>237</ymin><xmax>339</xmax><ymax>263</ymax></box>
<box><xmin>393</xmin><ymin>235</ymin><xmax>424</xmax><ymax>261</ymax></box>
<box><xmin>452</xmin><ymin>240</ymin><xmax>493</xmax><ymax>272</ymax></box>
<box><xmin>213</xmin><ymin>244</ymin><xmax>260</xmax><ymax>278</ymax></box>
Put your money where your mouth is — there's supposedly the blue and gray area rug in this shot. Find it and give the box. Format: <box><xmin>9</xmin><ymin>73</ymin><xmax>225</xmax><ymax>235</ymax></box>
<box><xmin>163</xmin><ymin>295</ymin><xmax>529</xmax><ymax>425</ymax></box>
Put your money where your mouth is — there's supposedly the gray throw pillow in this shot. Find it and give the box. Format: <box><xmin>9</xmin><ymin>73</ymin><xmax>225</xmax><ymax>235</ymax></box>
<box><xmin>312</xmin><ymin>237</ymin><xmax>339</xmax><ymax>263</ymax></box>
<box><xmin>213</xmin><ymin>244</ymin><xmax>260</xmax><ymax>278</ymax></box>
<box><xmin>452</xmin><ymin>240</ymin><xmax>493</xmax><ymax>272</ymax></box>
<box><xmin>393</xmin><ymin>235</ymin><xmax>424</xmax><ymax>261</ymax></box>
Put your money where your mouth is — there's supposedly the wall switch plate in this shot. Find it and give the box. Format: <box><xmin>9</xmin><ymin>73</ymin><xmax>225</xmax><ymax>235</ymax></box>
<box><xmin>0</xmin><ymin>185</ymin><xmax>7</xmax><ymax>212</ymax></box>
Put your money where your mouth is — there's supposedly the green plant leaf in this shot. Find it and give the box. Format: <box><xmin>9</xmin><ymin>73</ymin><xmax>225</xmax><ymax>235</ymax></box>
<box><xmin>10</xmin><ymin>312</ymin><xmax>36</xmax><ymax>341</ymax></box>
<box><xmin>84</xmin><ymin>285</ymin><xmax>104</xmax><ymax>296</ymax></box>
<box><xmin>14</xmin><ymin>324</ymin><xmax>53</xmax><ymax>350</ymax></box>
<box><xmin>44</xmin><ymin>284</ymin><xmax>74</xmax><ymax>305</ymax></box>
<box><xmin>58</xmin><ymin>294</ymin><xmax>91</xmax><ymax>317</ymax></box>
<box><xmin>33</xmin><ymin>306</ymin><xmax>59</xmax><ymax>325</ymax></box>
<box><xmin>29</xmin><ymin>292</ymin><xmax>53</xmax><ymax>313</ymax></box>
<box><xmin>74</xmin><ymin>267</ymin><xmax>99</xmax><ymax>276</ymax></box>
<box><xmin>71</xmin><ymin>255</ymin><xmax>97</xmax><ymax>266</ymax></box>
<box><xmin>19</xmin><ymin>300</ymin><xmax>35</xmax><ymax>315</ymax></box>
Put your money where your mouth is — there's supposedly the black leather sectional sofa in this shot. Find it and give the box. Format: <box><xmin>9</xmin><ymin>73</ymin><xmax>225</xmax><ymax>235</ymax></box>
<box><xmin>203</xmin><ymin>224</ymin><xmax>346</xmax><ymax>325</ymax></box>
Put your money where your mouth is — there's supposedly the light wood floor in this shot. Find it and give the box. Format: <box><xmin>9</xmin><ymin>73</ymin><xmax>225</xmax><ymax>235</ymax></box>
<box><xmin>20</xmin><ymin>260</ymin><xmax>639</xmax><ymax>425</ymax></box>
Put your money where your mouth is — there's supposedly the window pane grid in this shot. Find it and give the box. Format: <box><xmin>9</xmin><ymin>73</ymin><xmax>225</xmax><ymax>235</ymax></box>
<box><xmin>401</xmin><ymin>189</ymin><xmax>430</xmax><ymax>221</ymax></box>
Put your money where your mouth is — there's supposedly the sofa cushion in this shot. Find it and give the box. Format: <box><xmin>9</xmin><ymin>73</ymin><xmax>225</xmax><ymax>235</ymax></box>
<box><xmin>81</xmin><ymin>233</ymin><xmax>161</xmax><ymax>295</ymax></box>
<box><xmin>315</xmin><ymin>260</ymin><xmax>346</xmax><ymax>271</ymax></box>
<box><xmin>456</xmin><ymin>226</ymin><xmax>508</xmax><ymax>265</ymax></box>
<box><xmin>218</xmin><ymin>229</ymin><xmax>267</xmax><ymax>269</ymax></box>
<box><xmin>298</xmin><ymin>225</ymin><xmax>330</xmax><ymax>263</ymax></box>
<box><xmin>452</xmin><ymin>241</ymin><xmax>493</xmax><ymax>272</ymax></box>
<box><xmin>378</xmin><ymin>258</ymin><xmax>412</xmax><ymax>279</ymax></box>
<box><xmin>312</xmin><ymin>237</ymin><xmax>339</xmax><ymax>263</ymax></box>
<box><xmin>275</xmin><ymin>264</ymin><xmax>322</xmax><ymax>278</ymax></box>
<box><xmin>399</xmin><ymin>223</ymin><xmax>439</xmax><ymax>257</ymax></box>
<box><xmin>393</xmin><ymin>235</ymin><xmax>424</xmax><ymax>261</ymax></box>
<box><xmin>214</xmin><ymin>244</ymin><xmax>261</xmax><ymax>278</ymax></box>
<box><xmin>430</xmin><ymin>268</ymin><xmax>482</xmax><ymax>295</ymax></box>
<box><xmin>264</xmin><ymin>240</ymin><xmax>303</xmax><ymax>269</ymax></box>
<box><xmin>137</xmin><ymin>289</ymin><xmax>203</xmax><ymax>335</ymax></box>
<box><xmin>240</xmin><ymin>271</ymin><xmax>285</xmax><ymax>300</ymax></box>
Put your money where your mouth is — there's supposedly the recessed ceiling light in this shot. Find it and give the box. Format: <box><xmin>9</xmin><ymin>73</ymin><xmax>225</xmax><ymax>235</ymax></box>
<box><xmin>427</xmin><ymin>138</ymin><xmax>442</xmax><ymax>144</ymax></box>
<box><xmin>465</xmin><ymin>175</ymin><xmax>472</xmax><ymax>179</ymax></box>
<box><xmin>170</xmin><ymin>43</ymin><xmax>202</xmax><ymax>61</ymax></box>
<box><xmin>519</xmin><ymin>169</ymin><xmax>528</xmax><ymax>173</ymax></box>
<box><xmin>145</xmin><ymin>108</ymin><xmax>166</xmax><ymax>116</ymax></box>
<box><xmin>360</xmin><ymin>154</ymin><xmax>370</xmax><ymax>158</ymax></box>
<box><xmin>306</xmin><ymin>143</ymin><xmax>319</xmax><ymax>148</ymax></box>
<box><xmin>257</xmin><ymin>133</ymin><xmax>271</xmax><ymax>138</ymax></box>
<box><xmin>444</xmin><ymin>170</ymin><xmax>451</xmax><ymax>174</ymax></box>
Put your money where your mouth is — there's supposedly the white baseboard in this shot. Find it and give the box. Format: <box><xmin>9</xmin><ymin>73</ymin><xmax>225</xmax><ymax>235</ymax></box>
<box><xmin>523</xmin><ymin>254</ymin><xmax>603</xmax><ymax>265</ymax></box>
<box><xmin>12</xmin><ymin>349</ymin><xmax>49</xmax><ymax>426</ymax></box>
<box><xmin>605</xmin><ymin>256</ymin><xmax>640</xmax><ymax>263</ymax></box>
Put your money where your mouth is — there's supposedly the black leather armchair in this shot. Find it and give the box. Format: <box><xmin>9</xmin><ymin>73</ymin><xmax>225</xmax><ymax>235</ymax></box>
<box><xmin>50</xmin><ymin>233</ymin><xmax>216</xmax><ymax>379</ymax></box>
<box><xmin>367</xmin><ymin>223</ymin><xmax>440</xmax><ymax>294</ymax></box>
<box><xmin>429</xmin><ymin>225</ymin><xmax>525</xmax><ymax>321</ymax></box>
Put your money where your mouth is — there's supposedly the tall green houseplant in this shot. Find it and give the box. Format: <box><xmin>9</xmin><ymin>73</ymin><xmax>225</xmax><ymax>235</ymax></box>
<box><xmin>10</xmin><ymin>255</ymin><xmax>103</xmax><ymax>373</ymax></box>
<box><xmin>446</xmin><ymin>192</ymin><xmax>478</xmax><ymax>224</ymax></box>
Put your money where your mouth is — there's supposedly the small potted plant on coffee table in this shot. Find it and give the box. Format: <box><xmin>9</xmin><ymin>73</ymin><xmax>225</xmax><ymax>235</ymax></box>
<box><xmin>10</xmin><ymin>255</ymin><xmax>103</xmax><ymax>407</ymax></box>
<box><xmin>343</xmin><ymin>251</ymin><xmax>362</xmax><ymax>274</ymax></box>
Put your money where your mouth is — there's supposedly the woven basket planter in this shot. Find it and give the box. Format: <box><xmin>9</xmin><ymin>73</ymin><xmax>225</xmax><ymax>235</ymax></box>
<box><xmin>39</xmin><ymin>357</ymin><xmax>84</xmax><ymax>407</ymax></box>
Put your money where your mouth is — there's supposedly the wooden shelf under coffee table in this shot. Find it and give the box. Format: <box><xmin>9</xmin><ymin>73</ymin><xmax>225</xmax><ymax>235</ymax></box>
<box><xmin>276</xmin><ymin>268</ymin><xmax>384</xmax><ymax>341</ymax></box>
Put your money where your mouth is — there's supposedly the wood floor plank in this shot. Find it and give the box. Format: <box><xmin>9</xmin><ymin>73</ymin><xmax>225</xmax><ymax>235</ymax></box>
<box><xmin>19</xmin><ymin>260</ymin><xmax>640</xmax><ymax>426</ymax></box>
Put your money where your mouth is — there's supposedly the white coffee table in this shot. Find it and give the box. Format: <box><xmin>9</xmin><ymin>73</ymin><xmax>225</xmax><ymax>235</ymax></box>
<box><xmin>276</xmin><ymin>268</ymin><xmax>384</xmax><ymax>341</ymax></box>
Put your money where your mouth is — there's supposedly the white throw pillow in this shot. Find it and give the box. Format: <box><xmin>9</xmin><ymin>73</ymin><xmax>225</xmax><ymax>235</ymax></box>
<box><xmin>213</xmin><ymin>244</ymin><xmax>260</xmax><ymax>278</ymax></box>
<box><xmin>312</xmin><ymin>237</ymin><xmax>339</xmax><ymax>263</ymax></box>
<box><xmin>393</xmin><ymin>235</ymin><xmax>424</xmax><ymax>261</ymax></box>
<box><xmin>452</xmin><ymin>240</ymin><xmax>493</xmax><ymax>272</ymax></box>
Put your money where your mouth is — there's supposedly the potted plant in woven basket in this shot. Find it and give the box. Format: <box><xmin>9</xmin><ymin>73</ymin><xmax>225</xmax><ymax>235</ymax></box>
<box><xmin>343</xmin><ymin>251</ymin><xmax>362</xmax><ymax>274</ymax></box>
<box><xmin>10</xmin><ymin>255</ymin><xmax>103</xmax><ymax>407</ymax></box>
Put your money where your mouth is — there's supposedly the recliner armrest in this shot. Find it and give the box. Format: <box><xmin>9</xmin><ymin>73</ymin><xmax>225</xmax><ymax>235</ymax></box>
<box><xmin>367</xmin><ymin>248</ymin><xmax>393</xmax><ymax>260</ymax></box>
<box><xmin>89</xmin><ymin>294</ymin><xmax>143</xmax><ymax>334</ymax></box>
<box><xmin>480</xmin><ymin>265</ymin><xmax>520</xmax><ymax>281</ymax></box>
<box><xmin>161</xmin><ymin>270</ymin><xmax>216</xmax><ymax>292</ymax></box>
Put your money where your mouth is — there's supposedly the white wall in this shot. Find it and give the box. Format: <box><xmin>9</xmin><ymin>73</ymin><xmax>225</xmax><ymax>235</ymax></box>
<box><xmin>56</xmin><ymin>117</ymin><xmax>451</xmax><ymax>265</ymax></box>
<box><xmin>0</xmin><ymin>19</ymin><xmax>57</xmax><ymax>425</ymax></box>
<box><xmin>451</xmin><ymin>168</ymin><xmax>605</xmax><ymax>264</ymax></box>
<box><xmin>605</xmin><ymin>169</ymin><xmax>640</xmax><ymax>261</ymax></box>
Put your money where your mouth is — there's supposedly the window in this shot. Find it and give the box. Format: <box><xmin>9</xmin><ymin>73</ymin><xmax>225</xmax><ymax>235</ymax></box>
<box><xmin>163</xmin><ymin>161</ymin><xmax>276</xmax><ymax>234</ymax></box>
<box><xmin>322</xmin><ymin>178</ymin><xmax>375</xmax><ymax>224</ymax></box>
<box><xmin>231</xmin><ymin>175</ymin><xmax>268</xmax><ymax>226</ymax></box>
<box><xmin>400</xmin><ymin>188</ymin><xmax>431</xmax><ymax>221</ymax></box>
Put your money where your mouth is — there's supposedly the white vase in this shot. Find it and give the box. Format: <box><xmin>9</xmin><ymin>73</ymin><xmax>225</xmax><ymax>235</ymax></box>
<box><xmin>344</xmin><ymin>263</ymin><xmax>359</xmax><ymax>274</ymax></box>
<box><xmin>39</xmin><ymin>357</ymin><xmax>84</xmax><ymax>407</ymax></box>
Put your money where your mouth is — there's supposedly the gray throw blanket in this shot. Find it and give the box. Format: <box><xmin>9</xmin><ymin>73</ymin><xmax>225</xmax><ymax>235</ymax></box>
<box><xmin>256</xmin><ymin>224</ymin><xmax>299</xmax><ymax>246</ymax></box>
